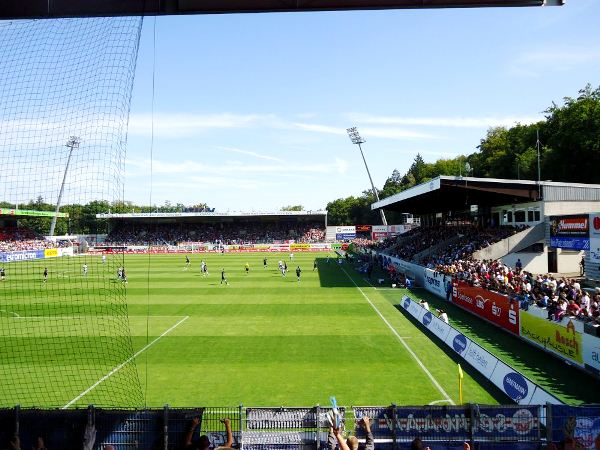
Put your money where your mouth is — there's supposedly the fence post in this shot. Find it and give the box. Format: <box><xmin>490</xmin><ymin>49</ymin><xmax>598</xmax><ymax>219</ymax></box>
<box><xmin>14</xmin><ymin>404</ymin><xmax>20</xmax><ymax>438</ymax></box>
<box><xmin>468</xmin><ymin>403</ymin><xmax>476</xmax><ymax>449</ymax></box>
<box><xmin>163</xmin><ymin>404</ymin><xmax>169</xmax><ymax>450</ymax></box>
<box><xmin>545</xmin><ymin>403</ymin><xmax>553</xmax><ymax>445</ymax></box>
<box><xmin>391</xmin><ymin>404</ymin><xmax>397</xmax><ymax>450</ymax></box>
<box><xmin>239</xmin><ymin>404</ymin><xmax>244</xmax><ymax>450</ymax></box>
<box><xmin>315</xmin><ymin>404</ymin><xmax>321</xmax><ymax>450</ymax></box>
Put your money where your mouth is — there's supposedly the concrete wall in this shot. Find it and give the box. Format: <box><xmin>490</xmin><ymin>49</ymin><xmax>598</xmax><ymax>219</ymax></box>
<box><xmin>473</xmin><ymin>223</ymin><xmax>545</xmax><ymax>261</ymax></box>
<box><xmin>543</xmin><ymin>201</ymin><xmax>600</xmax><ymax>216</ymax></box>
<box><xmin>502</xmin><ymin>250</ymin><xmax>548</xmax><ymax>274</ymax></box>
<box><xmin>557</xmin><ymin>248</ymin><xmax>584</xmax><ymax>274</ymax></box>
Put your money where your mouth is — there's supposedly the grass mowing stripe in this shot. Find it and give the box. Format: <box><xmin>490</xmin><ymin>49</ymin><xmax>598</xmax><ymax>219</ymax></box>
<box><xmin>339</xmin><ymin>266</ymin><xmax>454</xmax><ymax>405</ymax></box>
<box><xmin>62</xmin><ymin>315</ymin><xmax>189</xmax><ymax>409</ymax></box>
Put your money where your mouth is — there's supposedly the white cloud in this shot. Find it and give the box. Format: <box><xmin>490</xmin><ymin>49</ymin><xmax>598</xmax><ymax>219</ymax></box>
<box><xmin>292</xmin><ymin>122</ymin><xmax>435</xmax><ymax>140</ymax></box>
<box><xmin>350</xmin><ymin>115</ymin><xmax>542</xmax><ymax>128</ymax></box>
<box><xmin>216</xmin><ymin>146</ymin><xmax>284</xmax><ymax>162</ymax></box>
<box><xmin>508</xmin><ymin>48</ymin><xmax>599</xmax><ymax>78</ymax></box>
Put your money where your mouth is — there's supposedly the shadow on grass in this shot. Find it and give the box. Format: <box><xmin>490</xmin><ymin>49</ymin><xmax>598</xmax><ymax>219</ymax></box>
<box><xmin>393</xmin><ymin>304</ymin><xmax>509</xmax><ymax>405</ymax></box>
<box><xmin>397</xmin><ymin>289</ymin><xmax>600</xmax><ymax>405</ymax></box>
<box><xmin>315</xmin><ymin>257</ymin><xmax>389</xmax><ymax>288</ymax></box>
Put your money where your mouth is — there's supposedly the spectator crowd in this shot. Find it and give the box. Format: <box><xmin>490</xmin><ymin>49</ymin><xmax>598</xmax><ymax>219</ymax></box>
<box><xmin>0</xmin><ymin>227</ymin><xmax>69</xmax><ymax>252</ymax></box>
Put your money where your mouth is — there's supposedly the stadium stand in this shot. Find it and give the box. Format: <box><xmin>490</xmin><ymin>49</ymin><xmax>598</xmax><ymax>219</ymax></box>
<box><xmin>0</xmin><ymin>226</ymin><xmax>69</xmax><ymax>252</ymax></box>
<box><xmin>104</xmin><ymin>222</ymin><xmax>325</xmax><ymax>246</ymax></box>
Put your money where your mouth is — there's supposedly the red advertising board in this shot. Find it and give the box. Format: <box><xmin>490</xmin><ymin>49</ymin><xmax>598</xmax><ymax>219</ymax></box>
<box><xmin>452</xmin><ymin>281</ymin><xmax>520</xmax><ymax>335</ymax></box>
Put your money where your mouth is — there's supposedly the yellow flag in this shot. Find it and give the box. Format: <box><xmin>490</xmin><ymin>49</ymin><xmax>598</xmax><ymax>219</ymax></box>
<box><xmin>458</xmin><ymin>363</ymin><xmax>464</xmax><ymax>380</ymax></box>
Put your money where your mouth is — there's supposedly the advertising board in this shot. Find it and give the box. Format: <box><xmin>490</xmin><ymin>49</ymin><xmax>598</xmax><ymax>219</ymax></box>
<box><xmin>589</xmin><ymin>213</ymin><xmax>600</xmax><ymax>264</ymax></box>
<box><xmin>401</xmin><ymin>296</ymin><xmax>425</xmax><ymax>322</ymax></box>
<box><xmin>423</xmin><ymin>268</ymin><xmax>450</xmax><ymax>298</ymax></box>
<box><xmin>463</xmin><ymin>341</ymin><xmax>499</xmax><ymax>380</ymax></box>
<box><xmin>335</xmin><ymin>233</ymin><xmax>356</xmax><ymax>240</ymax></box>
<box><xmin>420</xmin><ymin>310</ymin><xmax>451</xmax><ymax>342</ymax></box>
<box><xmin>44</xmin><ymin>248</ymin><xmax>59</xmax><ymax>258</ymax></box>
<box><xmin>519</xmin><ymin>313</ymin><xmax>584</xmax><ymax>366</ymax></box>
<box><xmin>583</xmin><ymin>332</ymin><xmax>600</xmax><ymax>376</ymax></box>
<box><xmin>452</xmin><ymin>281</ymin><xmax>520</xmax><ymax>335</ymax></box>
<box><xmin>488</xmin><ymin>360</ymin><xmax>536</xmax><ymax>404</ymax></box>
<box><xmin>0</xmin><ymin>249</ymin><xmax>45</xmax><ymax>263</ymax></box>
<box><xmin>550</xmin><ymin>214</ymin><xmax>590</xmax><ymax>250</ymax></box>
<box><xmin>551</xmin><ymin>405</ymin><xmax>600</xmax><ymax>450</ymax></box>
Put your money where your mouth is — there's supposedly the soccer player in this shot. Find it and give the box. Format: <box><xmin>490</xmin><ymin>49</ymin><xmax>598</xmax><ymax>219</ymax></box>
<box><xmin>289</xmin><ymin>252</ymin><xmax>294</xmax><ymax>261</ymax></box>
<box><xmin>221</xmin><ymin>268</ymin><xmax>229</xmax><ymax>285</ymax></box>
<box><xmin>245</xmin><ymin>262</ymin><xmax>250</xmax><ymax>274</ymax></box>
<box><xmin>313</xmin><ymin>259</ymin><xmax>317</xmax><ymax>271</ymax></box>
<box><xmin>282</xmin><ymin>261</ymin><xmax>287</xmax><ymax>277</ymax></box>
<box><xmin>117</xmin><ymin>267</ymin><xmax>123</xmax><ymax>280</ymax></box>
<box><xmin>185</xmin><ymin>255</ymin><xmax>191</xmax><ymax>270</ymax></box>
<box><xmin>0</xmin><ymin>267</ymin><xmax>5</xmax><ymax>281</ymax></box>
<box><xmin>101</xmin><ymin>254</ymin><xmax>106</xmax><ymax>264</ymax></box>
<box><xmin>43</xmin><ymin>267</ymin><xmax>48</xmax><ymax>283</ymax></box>
<box><xmin>296</xmin><ymin>266</ymin><xmax>301</xmax><ymax>282</ymax></box>
<box><xmin>203</xmin><ymin>262</ymin><xmax>209</xmax><ymax>277</ymax></box>
<box><xmin>263</xmin><ymin>257</ymin><xmax>267</xmax><ymax>269</ymax></box>
<box><xmin>82</xmin><ymin>263</ymin><xmax>88</xmax><ymax>276</ymax></box>
<box><xmin>121</xmin><ymin>267</ymin><xmax>128</xmax><ymax>283</ymax></box>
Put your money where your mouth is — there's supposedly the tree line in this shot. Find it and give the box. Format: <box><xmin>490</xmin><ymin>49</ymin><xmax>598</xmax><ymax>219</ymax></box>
<box><xmin>326</xmin><ymin>84</ymin><xmax>600</xmax><ymax>225</ymax></box>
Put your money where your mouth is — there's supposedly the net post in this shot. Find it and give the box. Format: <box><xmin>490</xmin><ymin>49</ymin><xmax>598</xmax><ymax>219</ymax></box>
<box><xmin>238</xmin><ymin>403</ymin><xmax>244</xmax><ymax>450</ymax></box>
<box><xmin>14</xmin><ymin>404</ymin><xmax>20</xmax><ymax>437</ymax></box>
<box><xmin>163</xmin><ymin>404</ymin><xmax>169</xmax><ymax>450</ymax></box>
<box><xmin>468</xmin><ymin>403</ymin><xmax>476</xmax><ymax>449</ymax></box>
<box><xmin>545</xmin><ymin>402</ymin><xmax>553</xmax><ymax>444</ymax></box>
<box><xmin>315</xmin><ymin>404</ymin><xmax>321</xmax><ymax>450</ymax></box>
<box><xmin>391</xmin><ymin>403</ymin><xmax>397</xmax><ymax>450</ymax></box>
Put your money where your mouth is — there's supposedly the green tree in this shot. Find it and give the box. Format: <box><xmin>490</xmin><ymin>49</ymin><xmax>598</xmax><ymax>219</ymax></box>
<box><xmin>280</xmin><ymin>205</ymin><xmax>304</xmax><ymax>211</ymax></box>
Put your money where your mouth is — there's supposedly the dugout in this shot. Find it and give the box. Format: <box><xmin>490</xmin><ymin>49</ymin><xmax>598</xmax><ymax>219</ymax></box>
<box><xmin>371</xmin><ymin>176</ymin><xmax>600</xmax><ymax>275</ymax></box>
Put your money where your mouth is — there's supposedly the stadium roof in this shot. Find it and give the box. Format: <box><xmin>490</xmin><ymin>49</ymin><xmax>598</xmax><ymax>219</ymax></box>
<box><xmin>96</xmin><ymin>210</ymin><xmax>326</xmax><ymax>220</ymax></box>
<box><xmin>0</xmin><ymin>0</ymin><xmax>562</xmax><ymax>19</ymax></box>
<box><xmin>371</xmin><ymin>176</ymin><xmax>600</xmax><ymax>214</ymax></box>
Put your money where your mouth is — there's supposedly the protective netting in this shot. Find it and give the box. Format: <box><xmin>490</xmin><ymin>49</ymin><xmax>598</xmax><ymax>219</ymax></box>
<box><xmin>0</xmin><ymin>18</ymin><xmax>144</xmax><ymax>408</ymax></box>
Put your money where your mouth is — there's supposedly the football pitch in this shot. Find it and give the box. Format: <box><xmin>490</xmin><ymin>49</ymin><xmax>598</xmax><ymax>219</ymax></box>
<box><xmin>0</xmin><ymin>251</ymin><xmax>581</xmax><ymax>408</ymax></box>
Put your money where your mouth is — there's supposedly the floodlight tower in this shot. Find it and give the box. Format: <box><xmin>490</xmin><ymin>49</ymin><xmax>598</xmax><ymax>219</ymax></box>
<box><xmin>50</xmin><ymin>136</ymin><xmax>80</xmax><ymax>237</ymax></box>
<box><xmin>346</xmin><ymin>127</ymin><xmax>387</xmax><ymax>226</ymax></box>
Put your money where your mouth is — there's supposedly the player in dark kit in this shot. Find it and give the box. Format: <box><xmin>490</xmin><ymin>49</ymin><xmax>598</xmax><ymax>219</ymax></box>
<box><xmin>0</xmin><ymin>267</ymin><xmax>5</xmax><ymax>281</ymax></box>
<box><xmin>43</xmin><ymin>267</ymin><xmax>48</xmax><ymax>283</ymax></box>
<box><xmin>296</xmin><ymin>266</ymin><xmax>301</xmax><ymax>282</ymax></box>
<box><xmin>263</xmin><ymin>257</ymin><xmax>267</xmax><ymax>269</ymax></box>
<box><xmin>221</xmin><ymin>268</ymin><xmax>229</xmax><ymax>285</ymax></box>
<box><xmin>185</xmin><ymin>255</ymin><xmax>190</xmax><ymax>270</ymax></box>
<box><xmin>245</xmin><ymin>262</ymin><xmax>250</xmax><ymax>274</ymax></box>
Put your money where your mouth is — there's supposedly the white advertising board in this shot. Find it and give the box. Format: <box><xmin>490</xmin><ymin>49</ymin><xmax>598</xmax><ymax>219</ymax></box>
<box><xmin>589</xmin><ymin>213</ymin><xmax>600</xmax><ymax>264</ymax></box>
<box><xmin>488</xmin><ymin>361</ymin><xmax>536</xmax><ymax>405</ymax></box>
<box><xmin>463</xmin><ymin>341</ymin><xmax>499</xmax><ymax>380</ymax></box>
<box><xmin>423</xmin><ymin>268</ymin><xmax>450</xmax><ymax>299</ymax></box>
<box><xmin>401</xmin><ymin>296</ymin><xmax>425</xmax><ymax>322</ymax></box>
<box><xmin>583</xmin><ymin>332</ymin><xmax>600</xmax><ymax>375</ymax></box>
<box><xmin>420</xmin><ymin>310</ymin><xmax>451</xmax><ymax>342</ymax></box>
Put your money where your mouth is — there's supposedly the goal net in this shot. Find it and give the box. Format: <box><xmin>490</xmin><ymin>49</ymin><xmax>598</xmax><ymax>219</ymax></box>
<box><xmin>0</xmin><ymin>17</ymin><xmax>144</xmax><ymax>408</ymax></box>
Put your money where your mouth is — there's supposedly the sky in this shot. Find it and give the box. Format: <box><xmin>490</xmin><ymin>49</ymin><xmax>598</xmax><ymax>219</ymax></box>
<box><xmin>123</xmin><ymin>0</ymin><xmax>600</xmax><ymax>212</ymax></box>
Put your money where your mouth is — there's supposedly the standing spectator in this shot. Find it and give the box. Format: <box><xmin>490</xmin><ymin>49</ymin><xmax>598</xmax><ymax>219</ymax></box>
<box><xmin>183</xmin><ymin>417</ymin><xmax>233</xmax><ymax>450</ymax></box>
<box><xmin>581</xmin><ymin>256</ymin><xmax>586</xmax><ymax>276</ymax></box>
<box><xmin>328</xmin><ymin>416</ymin><xmax>373</xmax><ymax>450</ymax></box>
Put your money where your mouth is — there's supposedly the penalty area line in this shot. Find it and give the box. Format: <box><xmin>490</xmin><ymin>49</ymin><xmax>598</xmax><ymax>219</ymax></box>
<box><xmin>62</xmin><ymin>315</ymin><xmax>189</xmax><ymax>409</ymax></box>
<box><xmin>340</xmin><ymin>267</ymin><xmax>454</xmax><ymax>405</ymax></box>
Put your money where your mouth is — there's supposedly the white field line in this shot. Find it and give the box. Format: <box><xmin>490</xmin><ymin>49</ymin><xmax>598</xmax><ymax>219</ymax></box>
<box><xmin>62</xmin><ymin>315</ymin><xmax>189</xmax><ymax>409</ymax></box>
<box><xmin>429</xmin><ymin>399</ymin><xmax>453</xmax><ymax>405</ymax></box>
<box><xmin>340</xmin><ymin>267</ymin><xmax>454</xmax><ymax>405</ymax></box>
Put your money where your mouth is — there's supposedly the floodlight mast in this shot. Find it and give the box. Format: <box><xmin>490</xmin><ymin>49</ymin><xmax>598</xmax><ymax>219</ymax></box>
<box><xmin>346</xmin><ymin>127</ymin><xmax>388</xmax><ymax>226</ymax></box>
<box><xmin>49</xmin><ymin>136</ymin><xmax>80</xmax><ymax>237</ymax></box>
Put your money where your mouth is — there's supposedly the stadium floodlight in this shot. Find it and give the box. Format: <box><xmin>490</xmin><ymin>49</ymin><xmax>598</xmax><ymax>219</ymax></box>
<box><xmin>346</xmin><ymin>127</ymin><xmax>388</xmax><ymax>226</ymax></box>
<box><xmin>49</xmin><ymin>136</ymin><xmax>80</xmax><ymax>236</ymax></box>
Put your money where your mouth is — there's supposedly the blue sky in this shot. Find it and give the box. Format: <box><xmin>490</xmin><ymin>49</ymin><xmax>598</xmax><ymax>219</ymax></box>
<box><xmin>124</xmin><ymin>0</ymin><xmax>600</xmax><ymax>212</ymax></box>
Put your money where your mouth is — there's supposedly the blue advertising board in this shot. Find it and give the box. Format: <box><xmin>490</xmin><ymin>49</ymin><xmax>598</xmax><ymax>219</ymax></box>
<box><xmin>0</xmin><ymin>249</ymin><xmax>45</xmax><ymax>263</ymax></box>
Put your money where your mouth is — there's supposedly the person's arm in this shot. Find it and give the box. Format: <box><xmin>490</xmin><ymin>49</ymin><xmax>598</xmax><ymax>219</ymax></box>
<box><xmin>327</xmin><ymin>427</ymin><xmax>336</xmax><ymax>450</ymax></box>
<box><xmin>362</xmin><ymin>417</ymin><xmax>374</xmax><ymax>450</ymax></box>
<box><xmin>184</xmin><ymin>417</ymin><xmax>201</xmax><ymax>447</ymax></box>
<box><xmin>221</xmin><ymin>418</ymin><xmax>233</xmax><ymax>448</ymax></box>
<box><xmin>333</xmin><ymin>427</ymin><xmax>350</xmax><ymax>450</ymax></box>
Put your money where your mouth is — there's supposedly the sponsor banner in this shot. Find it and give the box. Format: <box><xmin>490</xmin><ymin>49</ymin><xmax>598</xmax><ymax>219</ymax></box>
<box><xmin>519</xmin><ymin>313</ymin><xmax>584</xmax><ymax>366</ymax></box>
<box><xmin>372</xmin><ymin>405</ymin><xmax>540</xmax><ymax>440</ymax></box>
<box><xmin>583</xmin><ymin>332</ymin><xmax>600</xmax><ymax>375</ymax></box>
<box><xmin>356</xmin><ymin>225</ymin><xmax>372</xmax><ymax>233</ymax></box>
<box><xmin>489</xmin><ymin>361</ymin><xmax>536</xmax><ymax>404</ymax></box>
<box><xmin>0</xmin><ymin>249</ymin><xmax>45</xmax><ymax>263</ymax></box>
<box><xmin>401</xmin><ymin>296</ymin><xmax>426</xmax><ymax>322</ymax></box>
<box><xmin>44</xmin><ymin>248</ymin><xmax>59</xmax><ymax>258</ymax></box>
<box><xmin>0</xmin><ymin>208</ymin><xmax>68</xmax><ymax>218</ymax></box>
<box><xmin>389</xmin><ymin>225</ymin><xmax>405</xmax><ymax>234</ymax></box>
<box><xmin>590</xmin><ymin>213</ymin><xmax>600</xmax><ymax>264</ymax></box>
<box><xmin>423</xmin><ymin>268</ymin><xmax>449</xmax><ymax>299</ymax></box>
<box><xmin>336</xmin><ymin>233</ymin><xmax>356</xmax><ymax>240</ymax></box>
<box><xmin>462</xmin><ymin>341</ymin><xmax>499</xmax><ymax>380</ymax></box>
<box><xmin>290</xmin><ymin>243</ymin><xmax>311</xmax><ymax>250</ymax></box>
<box><xmin>452</xmin><ymin>281</ymin><xmax>520</xmax><ymax>335</ymax></box>
<box><xmin>421</xmin><ymin>310</ymin><xmax>451</xmax><ymax>342</ymax></box>
<box><xmin>372</xmin><ymin>225</ymin><xmax>388</xmax><ymax>233</ymax></box>
<box><xmin>551</xmin><ymin>406</ymin><xmax>600</xmax><ymax>450</ymax></box>
<box><xmin>60</xmin><ymin>247</ymin><xmax>74</xmax><ymax>257</ymax></box>
<box><xmin>528</xmin><ymin>386</ymin><xmax>562</xmax><ymax>406</ymax></box>
<box><xmin>335</xmin><ymin>225</ymin><xmax>356</xmax><ymax>234</ymax></box>
<box><xmin>444</xmin><ymin>328</ymin><xmax>471</xmax><ymax>357</ymax></box>
<box><xmin>351</xmin><ymin>407</ymin><xmax>394</xmax><ymax>440</ymax></box>
<box><xmin>550</xmin><ymin>214</ymin><xmax>590</xmax><ymax>250</ymax></box>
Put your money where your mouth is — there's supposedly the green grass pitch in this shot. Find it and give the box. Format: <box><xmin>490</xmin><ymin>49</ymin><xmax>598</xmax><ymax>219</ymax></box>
<box><xmin>0</xmin><ymin>251</ymin><xmax>536</xmax><ymax>408</ymax></box>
